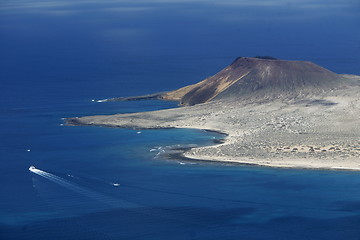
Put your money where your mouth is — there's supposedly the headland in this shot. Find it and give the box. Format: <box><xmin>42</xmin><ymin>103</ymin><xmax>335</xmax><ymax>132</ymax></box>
<box><xmin>67</xmin><ymin>57</ymin><xmax>360</xmax><ymax>170</ymax></box>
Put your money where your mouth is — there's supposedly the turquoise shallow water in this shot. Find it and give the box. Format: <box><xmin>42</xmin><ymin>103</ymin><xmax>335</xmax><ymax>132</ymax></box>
<box><xmin>1</xmin><ymin>0</ymin><xmax>360</xmax><ymax>239</ymax></box>
<box><xmin>1</xmin><ymin>98</ymin><xmax>360</xmax><ymax>239</ymax></box>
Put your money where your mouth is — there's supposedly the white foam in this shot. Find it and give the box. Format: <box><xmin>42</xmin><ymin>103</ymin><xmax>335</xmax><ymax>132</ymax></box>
<box><xmin>26</xmin><ymin>149</ymin><xmax>31</xmax><ymax>152</ymax></box>
<box><xmin>96</xmin><ymin>99</ymin><xmax>108</xmax><ymax>103</ymax></box>
<box><xmin>29</xmin><ymin>166</ymin><xmax>135</xmax><ymax>208</ymax></box>
<box><xmin>155</xmin><ymin>149</ymin><xmax>165</xmax><ymax>157</ymax></box>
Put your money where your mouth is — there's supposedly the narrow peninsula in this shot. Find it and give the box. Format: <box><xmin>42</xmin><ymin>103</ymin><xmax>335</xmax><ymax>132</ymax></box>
<box><xmin>67</xmin><ymin>57</ymin><xmax>360</xmax><ymax>170</ymax></box>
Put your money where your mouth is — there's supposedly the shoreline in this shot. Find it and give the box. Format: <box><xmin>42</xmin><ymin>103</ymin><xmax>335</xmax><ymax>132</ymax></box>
<box><xmin>66</xmin><ymin>75</ymin><xmax>360</xmax><ymax>171</ymax></box>
<box><xmin>150</xmin><ymin>127</ymin><xmax>360</xmax><ymax>172</ymax></box>
<box><xmin>182</xmin><ymin>150</ymin><xmax>360</xmax><ymax>171</ymax></box>
<box><xmin>168</xmin><ymin>129</ymin><xmax>360</xmax><ymax>172</ymax></box>
<box><xmin>68</xmin><ymin>118</ymin><xmax>360</xmax><ymax>171</ymax></box>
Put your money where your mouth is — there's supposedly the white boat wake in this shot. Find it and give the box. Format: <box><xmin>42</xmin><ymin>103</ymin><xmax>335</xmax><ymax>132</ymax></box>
<box><xmin>29</xmin><ymin>166</ymin><xmax>136</xmax><ymax>208</ymax></box>
<box><xmin>28</xmin><ymin>167</ymin><xmax>220</xmax><ymax>224</ymax></box>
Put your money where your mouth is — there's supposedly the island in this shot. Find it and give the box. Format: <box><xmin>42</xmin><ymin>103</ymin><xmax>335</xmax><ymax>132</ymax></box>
<box><xmin>67</xmin><ymin>57</ymin><xmax>360</xmax><ymax>170</ymax></box>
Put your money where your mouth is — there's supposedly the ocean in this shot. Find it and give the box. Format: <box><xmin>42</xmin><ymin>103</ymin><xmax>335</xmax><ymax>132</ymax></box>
<box><xmin>1</xmin><ymin>1</ymin><xmax>360</xmax><ymax>239</ymax></box>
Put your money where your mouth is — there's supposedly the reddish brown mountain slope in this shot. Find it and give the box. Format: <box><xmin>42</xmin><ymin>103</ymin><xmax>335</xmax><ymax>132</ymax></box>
<box><xmin>162</xmin><ymin>57</ymin><xmax>346</xmax><ymax>105</ymax></box>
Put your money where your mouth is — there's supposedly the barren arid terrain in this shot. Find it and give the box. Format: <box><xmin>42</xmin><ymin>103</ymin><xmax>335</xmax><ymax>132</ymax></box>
<box><xmin>67</xmin><ymin>58</ymin><xmax>360</xmax><ymax>170</ymax></box>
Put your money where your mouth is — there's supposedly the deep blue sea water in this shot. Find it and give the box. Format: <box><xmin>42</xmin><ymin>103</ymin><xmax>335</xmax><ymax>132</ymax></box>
<box><xmin>1</xmin><ymin>1</ymin><xmax>360</xmax><ymax>239</ymax></box>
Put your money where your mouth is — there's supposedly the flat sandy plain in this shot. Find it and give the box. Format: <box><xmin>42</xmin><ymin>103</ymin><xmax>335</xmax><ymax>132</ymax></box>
<box><xmin>68</xmin><ymin>74</ymin><xmax>360</xmax><ymax>171</ymax></box>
